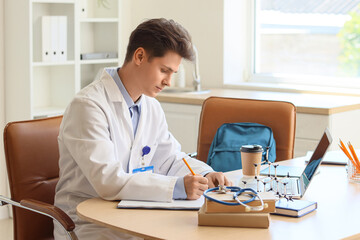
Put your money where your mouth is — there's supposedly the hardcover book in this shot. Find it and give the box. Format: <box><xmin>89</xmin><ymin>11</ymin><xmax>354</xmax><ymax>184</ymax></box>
<box><xmin>273</xmin><ymin>199</ymin><xmax>317</xmax><ymax>217</ymax></box>
<box><xmin>198</xmin><ymin>205</ymin><xmax>270</xmax><ymax>228</ymax></box>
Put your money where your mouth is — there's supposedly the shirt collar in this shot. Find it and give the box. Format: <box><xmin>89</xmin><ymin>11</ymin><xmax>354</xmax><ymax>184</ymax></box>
<box><xmin>106</xmin><ymin>68</ymin><xmax>142</xmax><ymax>110</ymax></box>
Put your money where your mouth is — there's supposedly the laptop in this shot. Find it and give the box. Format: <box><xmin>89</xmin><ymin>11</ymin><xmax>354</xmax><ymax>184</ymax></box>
<box><xmin>256</xmin><ymin>128</ymin><xmax>333</xmax><ymax>199</ymax></box>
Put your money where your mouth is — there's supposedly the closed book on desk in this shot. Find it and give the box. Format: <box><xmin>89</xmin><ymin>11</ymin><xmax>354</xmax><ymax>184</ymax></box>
<box><xmin>205</xmin><ymin>191</ymin><xmax>277</xmax><ymax>213</ymax></box>
<box><xmin>273</xmin><ymin>199</ymin><xmax>317</xmax><ymax>217</ymax></box>
<box><xmin>198</xmin><ymin>205</ymin><xmax>270</xmax><ymax>228</ymax></box>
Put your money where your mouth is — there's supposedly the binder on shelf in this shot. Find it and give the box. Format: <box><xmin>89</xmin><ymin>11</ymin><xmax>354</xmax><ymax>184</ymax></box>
<box><xmin>42</xmin><ymin>16</ymin><xmax>67</xmax><ymax>63</ymax></box>
<box><xmin>41</xmin><ymin>16</ymin><xmax>51</xmax><ymax>62</ymax></box>
<box><xmin>80</xmin><ymin>0</ymin><xmax>88</xmax><ymax>18</ymax></box>
<box><xmin>58</xmin><ymin>16</ymin><xmax>67</xmax><ymax>62</ymax></box>
<box><xmin>50</xmin><ymin>16</ymin><xmax>58</xmax><ymax>62</ymax></box>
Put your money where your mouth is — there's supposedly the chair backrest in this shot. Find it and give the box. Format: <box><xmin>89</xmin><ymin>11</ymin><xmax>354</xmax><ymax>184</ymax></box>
<box><xmin>3</xmin><ymin>116</ymin><xmax>63</xmax><ymax>240</ymax></box>
<box><xmin>197</xmin><ymin>97</ymin><xmax>296</xmax><ymax>163</ymax></box>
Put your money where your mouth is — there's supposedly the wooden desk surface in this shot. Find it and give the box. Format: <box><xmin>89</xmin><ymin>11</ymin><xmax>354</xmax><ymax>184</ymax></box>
<box><xmin>77</xmin><ymin>158</ymin><xmax>360</xmax><ymax>240</ymax></box>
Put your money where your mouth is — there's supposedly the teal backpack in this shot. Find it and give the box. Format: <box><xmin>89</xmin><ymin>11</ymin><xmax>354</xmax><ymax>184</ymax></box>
<box><xmin>207</xmin><ymin>122</ymin><xmax>276</xmax><ymax>172</ymax></box>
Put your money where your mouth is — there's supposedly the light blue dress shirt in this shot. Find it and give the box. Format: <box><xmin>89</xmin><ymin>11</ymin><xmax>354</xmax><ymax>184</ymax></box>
<box><xmin>107</xmin><ymin>68</ymin><xmax>141</xmax><ymax>136</ymax></box>
<box><xmin>106</xmin><ymin>68</ymin><xmax>187</xmax><ymax>199</ymax></box>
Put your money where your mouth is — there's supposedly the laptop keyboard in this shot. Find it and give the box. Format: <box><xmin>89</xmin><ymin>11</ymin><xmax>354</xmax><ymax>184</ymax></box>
<box><xmin>270</xmin><ymin>178</ymin><xmax>299</xmax><ymax>195</ymax></box>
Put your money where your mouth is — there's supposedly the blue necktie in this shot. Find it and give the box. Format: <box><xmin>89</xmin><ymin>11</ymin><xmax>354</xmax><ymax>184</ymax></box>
<box><xmin>129</xmin><ymin>105</ymin><xmax>139</xmax><ymax>136</ymax></box>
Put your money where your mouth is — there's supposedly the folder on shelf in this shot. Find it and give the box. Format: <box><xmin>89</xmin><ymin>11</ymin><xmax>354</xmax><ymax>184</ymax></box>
<box><xmin>80</xmin><ymin>0</ymin><xmax>88</xmax><ymax>18</ymax></box>
<box><xmin>58</xmin><ymin>16</ymin><xmax>67</xmax><ymax>62</ymax></box>
<box><xmin>41</xmin><ymin>16</ymin><xmax>51</xmax><ymax>62</ymax></box>
<box><xmin>42</xmin><ymin>16</ymin><xmax>67</xmax><ymax>62</ymax></box>
<box><xmin>50</xmin><ymin>16</ymin><xmax>58</xmax><ymax>62</ymax></box>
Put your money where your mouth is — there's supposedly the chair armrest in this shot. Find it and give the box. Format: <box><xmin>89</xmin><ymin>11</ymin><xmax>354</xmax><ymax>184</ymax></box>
<box><xmin>21</xmin><ymin>199</ymin><xmax>75</xmax><ymax>231</ymax></box>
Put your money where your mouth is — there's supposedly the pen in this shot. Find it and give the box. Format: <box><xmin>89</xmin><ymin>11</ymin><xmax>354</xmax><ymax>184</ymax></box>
<box><xmin>182</xmin><ymin>158</ymin><xmax>196</xmax><ymax>175</ymax></box>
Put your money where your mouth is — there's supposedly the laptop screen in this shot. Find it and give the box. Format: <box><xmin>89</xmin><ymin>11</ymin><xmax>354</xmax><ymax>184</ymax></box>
<box><xmin>299</xmin><ymin>128</ymin><xmax>332</xmax><ymax>194</ymax></box>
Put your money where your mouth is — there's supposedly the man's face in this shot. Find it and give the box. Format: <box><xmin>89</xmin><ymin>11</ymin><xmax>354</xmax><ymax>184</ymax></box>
<box><xmin>138</xmin><ymin>51</ymin><xmax>182</xmax><ymax>97</ymax></box>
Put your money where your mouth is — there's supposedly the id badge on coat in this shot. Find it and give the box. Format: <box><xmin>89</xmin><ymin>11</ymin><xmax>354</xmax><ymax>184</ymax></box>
<box><xmin>132</xmin><ymin>145</ymin><xmax>154</xmax><ymax>173</ymax></box>
<box><xmin>132</xmin><ymin>166</ymin><xmax>154</xmax><ymax>173</ymax></box>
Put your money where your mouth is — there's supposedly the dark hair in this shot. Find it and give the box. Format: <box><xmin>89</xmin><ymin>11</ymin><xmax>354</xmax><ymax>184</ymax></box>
<box><xmin>124</xmin><ymin>18</ymin><xmax>194</xmax><ymax>63</ymax></box>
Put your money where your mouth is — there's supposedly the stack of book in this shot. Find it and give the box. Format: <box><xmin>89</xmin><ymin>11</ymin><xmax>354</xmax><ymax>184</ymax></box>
<box><xmin>198</xmin><ymin>191</ymin><xmax>277</xmax><ymax>228</ymax></box>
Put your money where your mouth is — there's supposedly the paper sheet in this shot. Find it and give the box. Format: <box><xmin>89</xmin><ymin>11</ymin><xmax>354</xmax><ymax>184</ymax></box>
<box><xmin>117</xmin><ymin>196</ymin><xmax>204</xmax><ymax>210</ymax></box>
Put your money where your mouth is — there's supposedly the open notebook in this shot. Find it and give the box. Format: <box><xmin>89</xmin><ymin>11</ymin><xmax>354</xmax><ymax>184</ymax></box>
<box><xmin>117</xmin><ymin>196</ymin><xmax>204</xmax><ymax>210</ymax></box>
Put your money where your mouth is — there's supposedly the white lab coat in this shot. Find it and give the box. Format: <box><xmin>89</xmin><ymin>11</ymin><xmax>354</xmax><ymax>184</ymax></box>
<box><xmin>54</xmin><ymin>68</ymin><xmax>213</xmax><ymax>240</ymax></box>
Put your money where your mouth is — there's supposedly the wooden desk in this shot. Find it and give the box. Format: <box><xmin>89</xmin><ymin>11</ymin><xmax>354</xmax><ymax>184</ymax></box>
<box><xmin>77</xmin><ymin>158</ymin><xmax>360</xmax><ymax>240</ymax></box>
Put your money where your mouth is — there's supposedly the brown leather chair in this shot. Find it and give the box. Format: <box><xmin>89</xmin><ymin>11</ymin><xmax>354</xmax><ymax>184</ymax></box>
<box><xmin>1</xmin><ymin>116</ymin><xmax>77</xmax><ymax>240</ymax></box>
<box><xmin>196</xmin><ymin>97</ymin><xmax>296</xmax><ymax>164</ymax></box>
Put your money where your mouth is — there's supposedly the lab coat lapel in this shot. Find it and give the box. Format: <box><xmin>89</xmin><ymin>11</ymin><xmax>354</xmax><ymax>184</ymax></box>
<box><xmin>100</xmin><ymin>69</ymin><xmax>134</xmax><ymax>141</ymax></box>
<box><xmin>128</xmin><ymin>98</ymin><xmax>147</xmax><ymax>171</ymax></box>
<box><xmin>133</xmin><ymin>97</ymin><xmax>147</xmax><ymax>144</ymax></box>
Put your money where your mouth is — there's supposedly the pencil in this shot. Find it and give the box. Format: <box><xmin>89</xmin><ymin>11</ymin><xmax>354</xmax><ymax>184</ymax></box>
<box><xmin>348</xmin><ymin>142</ymin><xmax>359</xmax><ymax>161</ymax></box>
<box><xmin>182</xmin><ymin>158</ymin><xmax>196</xmax><ymax>175</ymax></box>
<box><xmin>339</xmin><ymin>139</ymin><xmax>349</xmax><ymax>154</ymax></box>
<box><xmin>339</xmin><ymin>144</ymin><xmax>353</xmax><ymax>161</ymax></box>
<box><xmin>339</xmin><ymin>144</ymin><xmax>360</xmax><ymax>171</ymax></box>
<box><xmin>339</xmin><ymin>139</ymin><xmax>355</xmax><ymax>163</ymax></box>
<box><xmin>348</xmin><ymin>142</ymin><xmax>360</xmax><ymax>170</ymax></box>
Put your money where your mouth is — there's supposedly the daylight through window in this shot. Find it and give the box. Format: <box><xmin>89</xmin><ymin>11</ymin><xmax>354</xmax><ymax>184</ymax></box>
<box><xmin>254</xmin><ymin>0</ymin><xmax>360</xmax><ymax>84</ymax></box>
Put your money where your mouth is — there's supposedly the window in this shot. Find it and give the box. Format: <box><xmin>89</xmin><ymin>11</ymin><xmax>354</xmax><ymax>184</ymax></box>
<box><xmin>253</xmin><ymin>0</ymin><xmax>360</xmax><ymax>87</ymax></box>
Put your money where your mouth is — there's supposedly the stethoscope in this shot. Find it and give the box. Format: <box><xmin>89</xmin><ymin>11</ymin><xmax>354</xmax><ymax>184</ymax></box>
<box><xmin>203</xmin><ymin>186</ymin><xmax>268</xmax><ymax>212</ymax></box>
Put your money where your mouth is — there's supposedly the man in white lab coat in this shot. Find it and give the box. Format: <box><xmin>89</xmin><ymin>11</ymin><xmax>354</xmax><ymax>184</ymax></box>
<box><xmin>54</xmin><ymin>18</ymin><xmax>231</xmax><ymax>240</ymax></box>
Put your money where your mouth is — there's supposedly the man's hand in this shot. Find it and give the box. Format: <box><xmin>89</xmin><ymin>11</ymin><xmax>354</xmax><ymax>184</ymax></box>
<box><xmin>183</xmin><ymin>174</ymin><xmax>208</xmax><ymax>200</ymax></box>
<box><xmin>205</xmin><ymin>172</ymin><xmax>233</xmax><ymax>188</ymax></box>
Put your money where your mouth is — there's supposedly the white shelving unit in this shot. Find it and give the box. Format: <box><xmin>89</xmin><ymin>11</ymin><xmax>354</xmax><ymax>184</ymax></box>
<box><xmin>5</xmin><ymin>0</ymin><xmax>121</xmax><ymax>121</ymax></box>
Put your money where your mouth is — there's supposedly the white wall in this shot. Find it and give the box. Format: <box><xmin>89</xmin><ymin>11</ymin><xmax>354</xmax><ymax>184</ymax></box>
<box><xmin>0</xmin><ymin>0</ymin><xmax>226</xmax><ymax>220</ymax></box>
<box><xmin>0</xmin><ymin>0</ymin><xmax>9</xmax><ymax>219</ymax></box>
<box><xmin>122</xmin><ymin>0</ymin><xmax>224</xmax><ymax>88</ymax></box>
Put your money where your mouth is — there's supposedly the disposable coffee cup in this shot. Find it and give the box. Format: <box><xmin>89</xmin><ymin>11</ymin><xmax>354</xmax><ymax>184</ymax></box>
<box><xmin>240</xmin><ymin>145</ymin><xmax>263</xmax><ymax>177</ymax></box>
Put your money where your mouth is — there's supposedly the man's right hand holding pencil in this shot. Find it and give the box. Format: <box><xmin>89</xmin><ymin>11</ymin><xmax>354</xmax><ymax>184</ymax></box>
<box><xmin>184</xmin><ymin>174</ymin><xmax>209</xmax><ymax>200</ymax></box>
<box><xmin>182</xmin><ymin>158</ymin><xmax>233</xmax><ymax>200</ymax></box>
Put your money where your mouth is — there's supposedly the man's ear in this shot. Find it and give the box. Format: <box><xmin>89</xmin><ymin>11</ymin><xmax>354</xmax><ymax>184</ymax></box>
<box><xmin>134</xmin><ymin>47</ymin><xmax>146</xmax><ymax>65</ymax></box>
